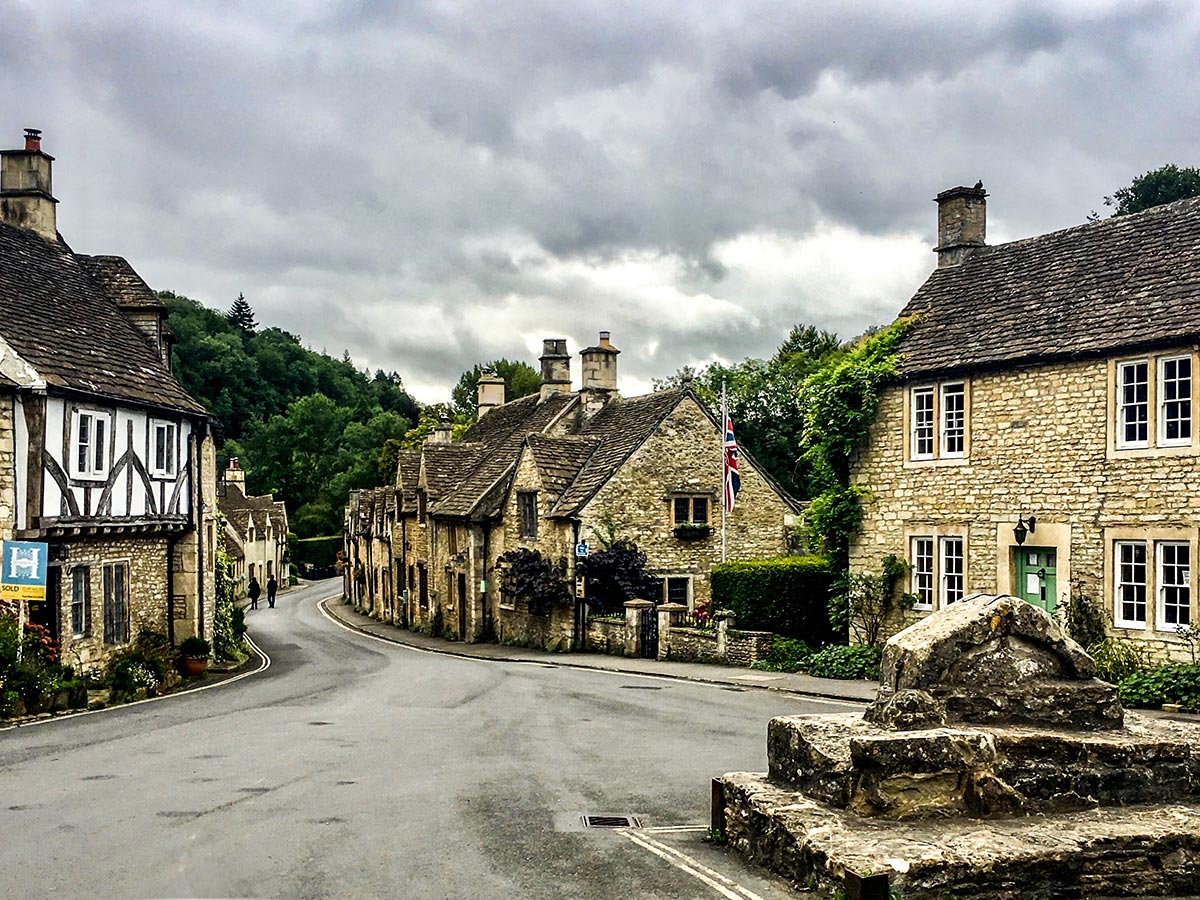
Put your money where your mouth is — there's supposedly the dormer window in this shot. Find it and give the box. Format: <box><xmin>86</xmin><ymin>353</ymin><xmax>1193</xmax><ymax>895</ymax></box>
<box><xmin>150</xmin><ymin>420</ymin><xmax>177</xmax><ymax>478</ymax></box>
<box><xmin>72</xmin><ymin>409</ymin><xmax>112</xmax><ymax>480</ymax></box>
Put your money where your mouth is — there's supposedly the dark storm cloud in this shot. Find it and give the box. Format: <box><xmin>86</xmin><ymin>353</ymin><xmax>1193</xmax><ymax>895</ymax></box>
<box><xmin>0</xmin><ymin>0</ymin><xmax>1197</xmax><ymax>399</ymax></box>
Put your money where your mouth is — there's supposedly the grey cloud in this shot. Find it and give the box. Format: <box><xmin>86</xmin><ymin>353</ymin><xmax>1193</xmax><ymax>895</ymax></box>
<box><xmin>1</xmin><ymin>0</ymin><xmax>1197</xmax><ymax>401</ymax></box>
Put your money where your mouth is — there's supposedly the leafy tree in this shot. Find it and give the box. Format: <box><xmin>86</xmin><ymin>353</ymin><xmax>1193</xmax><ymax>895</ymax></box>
<box><xmin>654</xmin><ymin>324</ymin><xmax>845</xmax><ymax>497</ymax></box>
<box><xmin>161</xmin><ymin>290</ymin><xmax>420</xmax><ymax>539</ymax></box>
<box><xmin>226</xmin><ymin>292</ymin><xmax>257</xmax><ymax>334</ymax></box>
<box><xmin>1104</xmin><ymin>164</ymin><xmax>1200</xmax><ymax>217</ymax></box>
<box><xmin>451</xmin><ymin>359</ymin><xmax>541</xmax><ymax>420</ymax></box>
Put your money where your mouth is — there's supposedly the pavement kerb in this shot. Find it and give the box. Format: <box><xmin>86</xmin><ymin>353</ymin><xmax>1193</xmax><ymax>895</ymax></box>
<box><xmin>319</xmin><ymin>598</ymin><xmax>872</xmax><ymax>705</ymax></box>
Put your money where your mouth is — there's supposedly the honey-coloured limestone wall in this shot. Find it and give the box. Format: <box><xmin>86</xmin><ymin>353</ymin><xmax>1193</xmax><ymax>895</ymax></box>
<box><xmin>851</xmin><ymin>350</ymin><xmax>1200</xmax><ymax>663</ymax></box>
<box><xmin>580</xmin><ymin>395</ymin><xmax>794</xmax><ymax>609</ymax></box>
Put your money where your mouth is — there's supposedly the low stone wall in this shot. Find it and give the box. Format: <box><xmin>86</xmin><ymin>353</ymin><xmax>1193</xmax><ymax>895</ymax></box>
<box><xmin>668</xmin><ymin>627</ymin><xmax>722</xmax><ymax>662</ymax></box>
<box><xmin>726</xmin><ymin>630</ymin><xmax>774</xmax><ymax>666</ymax></box>
<box><xmin>497</xmin><ymin>601</ymin><xmax>575</xmax><ymax>651</ymax></box>
<box><xmin>585</xmin><ymin>618</ymin><xmax>626</xmax><ymax>656</ymax></box>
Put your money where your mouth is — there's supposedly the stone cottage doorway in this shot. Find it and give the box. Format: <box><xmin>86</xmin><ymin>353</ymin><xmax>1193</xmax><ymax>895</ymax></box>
<box><xmin>1014</xmin><ymin>547</ymin><xmax>1057</xmax><ymax>614</ymax></box>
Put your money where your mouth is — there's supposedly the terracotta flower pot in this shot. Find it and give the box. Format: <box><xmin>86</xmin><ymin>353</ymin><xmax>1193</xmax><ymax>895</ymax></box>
<box><xmin>182</xmin><ymin>657</ymin><xmax>209</xmax><ymax>678</ymax></box>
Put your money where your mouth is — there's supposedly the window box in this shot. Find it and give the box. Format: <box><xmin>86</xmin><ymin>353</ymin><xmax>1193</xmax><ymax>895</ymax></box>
<box><xmin>673</xmin><ymin>524</ymin><xmax>711</xmax><ymax>541</ymax></box>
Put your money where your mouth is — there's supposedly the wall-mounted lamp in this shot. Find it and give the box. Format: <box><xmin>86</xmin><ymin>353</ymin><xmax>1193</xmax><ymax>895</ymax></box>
<box><xmin>1013</xmin><ymin>514</ymin><xmax>1037</xmax><ymax>546</ymax></box>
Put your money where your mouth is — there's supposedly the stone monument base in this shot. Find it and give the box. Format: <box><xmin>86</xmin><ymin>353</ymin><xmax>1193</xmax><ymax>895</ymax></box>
<box><xmin>718</xmin><ymin>771</ymin><xmax>1200</xmax><ymax>898</ymax></box>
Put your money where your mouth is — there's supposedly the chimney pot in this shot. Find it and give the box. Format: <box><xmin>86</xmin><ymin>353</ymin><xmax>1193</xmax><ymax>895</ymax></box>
<box><xmin>23</xmin><ymin>128</ymin><xmax>41</xmax><ymax>152</ymax></box>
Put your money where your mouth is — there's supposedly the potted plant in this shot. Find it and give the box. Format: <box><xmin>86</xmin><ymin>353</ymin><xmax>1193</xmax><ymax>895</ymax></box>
<box><xmin>178</xmin><ymin>636</ymin><xmax>211</xmax><ymax>677</ymax></box>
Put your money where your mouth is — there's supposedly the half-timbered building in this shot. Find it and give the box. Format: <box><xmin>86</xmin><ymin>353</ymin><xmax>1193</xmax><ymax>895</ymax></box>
<box><xmin>0</xmin><ymin>129</ymin><xmax>217</xmax><ymax>669</ymax></box>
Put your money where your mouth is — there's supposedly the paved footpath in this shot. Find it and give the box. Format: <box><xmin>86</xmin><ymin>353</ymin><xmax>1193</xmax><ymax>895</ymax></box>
<box><xmin>323</xmin><ymin>598</ymin><xmax>877</xmax><ymax>704</ymax></box>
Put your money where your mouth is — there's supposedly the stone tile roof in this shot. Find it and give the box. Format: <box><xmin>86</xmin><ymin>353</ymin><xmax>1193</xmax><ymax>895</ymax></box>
<box><xmin>0</xmin><ymin>221</ymin><xmax>205</xmax><ymax>414</ymax></box>
<box><xmin>431</xmin><ymin>393</ymin><xmax>577</xmax><ymax>518</ymax></box>
<box><xmin>897</xmin><ymin>195</ymin><xmax>1200</xmax><ymax>378</ymax></box>
<box><xmin>75</xmin><ymin>254</ymin><xmax>166</xmax><ymax>310</ymax></box>
<box><xmin>549</xmin><ymin>389</ymin><xmax>690</xmax><ymax>516</ymax></box>
<box><xmin>526</xmin><ymin>434</ymin><xmax>600</xmax><ymax>498</ymax></box>
<box><xmin>219</xmin><ymin>483</ymin><xmax>286</xmax><ymax>534</ymax></box>
<box><xmin>395</xmin><ymin>450</ymin><xmax>422</xmax><ymax>505</ymax></box>
<box><xmin>421</xmin><ymin>443</ymin><xmax>486</xmax><ymax>500</ymax></box>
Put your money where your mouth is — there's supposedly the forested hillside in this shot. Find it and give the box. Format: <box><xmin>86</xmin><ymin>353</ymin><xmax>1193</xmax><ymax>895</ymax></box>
<box><xmin>161</xmin><ymin>291</ymin><xmax>419</xmax><ymax>538</ymax></box>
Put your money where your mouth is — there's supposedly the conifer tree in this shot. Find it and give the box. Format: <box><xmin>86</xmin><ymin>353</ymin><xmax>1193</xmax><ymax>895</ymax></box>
<box><xmin>226</xmin><ymin>293</ymin><xmax>257</xmax><ymax>334</ymax></box>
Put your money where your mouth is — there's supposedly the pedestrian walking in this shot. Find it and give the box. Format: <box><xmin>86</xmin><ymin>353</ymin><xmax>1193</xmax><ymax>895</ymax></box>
<box><xmin>267</xmin><ymin>575</ymin><xmax>278</xmax><ymax>608</ymax></box>
<box><xmin>248</xmin><ymin>576</ymin><xmax>261</xmax><ymax>610</ymax></box>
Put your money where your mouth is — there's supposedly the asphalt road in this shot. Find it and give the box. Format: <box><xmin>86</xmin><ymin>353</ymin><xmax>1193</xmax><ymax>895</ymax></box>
<box><xmin>0</xmin><ymin>579</ymin><xmax>861</xmax><ymax>899</ymax></box>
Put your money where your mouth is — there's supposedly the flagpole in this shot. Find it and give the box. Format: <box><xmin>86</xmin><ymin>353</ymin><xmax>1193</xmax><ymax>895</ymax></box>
<box><xmin>721</xmin><ymin>379</ymin><xmax>727</xmax><ymax>564</ymax></box>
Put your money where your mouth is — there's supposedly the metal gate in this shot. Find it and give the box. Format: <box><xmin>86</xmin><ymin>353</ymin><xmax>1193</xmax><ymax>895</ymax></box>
<box><xmin>639</xmin><ymin>605</ymin><xmax>658</xmax><ymax>659</ymax></box>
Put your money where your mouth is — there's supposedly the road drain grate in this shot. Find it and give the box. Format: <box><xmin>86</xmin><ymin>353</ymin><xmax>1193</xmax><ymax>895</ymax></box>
<box><xmin>582</xmin><ymin>814</ymin><xmax>641</xmax><ymax>829</ymax></box>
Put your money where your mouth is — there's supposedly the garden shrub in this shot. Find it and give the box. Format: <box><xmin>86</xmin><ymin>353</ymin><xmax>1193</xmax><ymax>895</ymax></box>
<box><xmin>104</xmin><ymin>630</ymin><xmax>177</xmax><ymax>701</ymax></box>
<box><xmin>1089</xmin><ymin>637</ymin><xmax>1149</xmax><ymax>685</ymax></box>
<box><xmin>1118</xmin><ymin>664</ymin><xmax>1200</xmax><ymax>709</ymax></box>
<box><xmin>804</xmin><ymin>644</ymin><xmax>883</xmax><ymax>680</ymax></box>
<box><xmin>751</xmin><ymin>637</ymin><xmax>813</xmax><ymax>673</ymax></box>
<box><xmin>496</xmin><ymin>548</ymin><xmax>570</xmax><ymax>616</ymax></box>
<box><xmin>580</xmin><ymin>540</ymin><xmax>661</xmax><ymax>614</ymax></box>
<box><xmin>711</xmin><ymin>556</ymin><xmax>835</xmax><ymax>642</ymax></box>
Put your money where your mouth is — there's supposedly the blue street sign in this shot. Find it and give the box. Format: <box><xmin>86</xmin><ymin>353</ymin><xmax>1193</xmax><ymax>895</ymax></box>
<box><xmin>1</xmin><ymin>541</ymin><xmax>49</xmax><ymax>601</ymax></box>
<box><xmin>575</xmin><ymin>541</ymin><xmax>589</xmax><ymax>558</ymax></box>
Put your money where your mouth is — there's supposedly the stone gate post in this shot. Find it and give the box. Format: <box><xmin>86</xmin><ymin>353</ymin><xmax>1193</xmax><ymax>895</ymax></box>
<box><xmin>715</xmin><ymin>610</ymin><xmax>735</xmax><ymax>658</ymax></box>
<box><xmin>657</xmin><ymin>602</ymin><xmax>687</xmax><ymax>660</ymax></box>
<box><xmin>623</xmin><ymin>598</ymin><xmax>654</xmax><ymax>657</ymax></box>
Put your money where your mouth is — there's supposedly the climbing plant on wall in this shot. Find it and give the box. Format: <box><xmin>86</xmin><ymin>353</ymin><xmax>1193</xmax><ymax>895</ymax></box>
<box><xmin>798</xmin><ymin>318</ymin><xmax>914</xmax><ymax>570</ymax></box>
<box><xmin>495</xmin><ymin>548</ymin><xmax>570</xmax><ymax>616</ymax></box>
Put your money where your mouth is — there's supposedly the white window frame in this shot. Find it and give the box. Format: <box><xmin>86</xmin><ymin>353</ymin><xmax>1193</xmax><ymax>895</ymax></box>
<box><xmin>1157</xmin><ymin>355</ymin><xmax>1192</xmax><ymax>448</ymax></box>
<box><xmin>940</xmin><ymin>536</ymin><xmax>964</xmax><ymax>606</ymax></box>
<box><xmin>71</xmin><ymin>409</ymin><xmax>112</xmax><ymax>481</ymax></box>
<box><xmin>910</xmin><ymin>386</ymin><xmax>935</xmax><ymax>459</ymax></box>
<box><xmin>1157</xmin><ymin>541</ymin><xmax>1191</xmax><ymax>631</ymax></box>
<box><xmin>910</xmin><ymin>537</ymin><xmax>934</xmax><ymax>610</ymax></box>
<box><xmin>1114</xmin><ymin>540</ymin><xmax>1148</xmax><ymax>628</ymax></box>
<box><xmin>150</xmin><ymin>419</ymin><xmax>177</xmax><ymax>478</ymax></box>
<box><xmin>940</xmin><ymin>383</ymin><xmax>966</xmax><ymax>458</ymax></box>
<box><xmin>1116</xmin><ymin>360</ymin><xmax>1149</xmax><ymax>449</ymax></box>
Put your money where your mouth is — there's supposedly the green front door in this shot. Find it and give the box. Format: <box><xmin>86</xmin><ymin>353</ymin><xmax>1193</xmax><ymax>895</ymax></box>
<box><xmin>1015</xmin><ymin>547</ymin><xmax>1058</xmax><ymax>613</ymax></box>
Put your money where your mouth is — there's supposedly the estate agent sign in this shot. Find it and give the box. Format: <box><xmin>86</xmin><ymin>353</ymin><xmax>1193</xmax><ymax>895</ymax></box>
<box><xmin>1</xmin><ymin>541</ymin><xmax>49</xmax><ymax>601</ymax></box>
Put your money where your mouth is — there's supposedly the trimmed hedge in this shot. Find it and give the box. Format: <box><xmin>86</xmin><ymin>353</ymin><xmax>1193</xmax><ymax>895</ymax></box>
<box><xmin>711</xmin><ymin>556</ymin><xmax>835</xmax><ymax>644</ymax></box>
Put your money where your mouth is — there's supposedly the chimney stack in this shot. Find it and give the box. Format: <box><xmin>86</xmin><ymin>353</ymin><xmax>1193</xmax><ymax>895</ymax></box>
<box><xmin>0</xmin><ymin>128</ymin><xmax>58</xmax><ymax>240</ymax></box>
<box><xmin>225</xmin><ymin>457</ymin><xmax>247</xmax><ymax>492</ymax></box>
<box><xmin>429</xmin><ymin>418</ymin><xmax>454</xmax><ymax>444</ymax></box>
<box><xmin>579</xmin><ymin>330</ymin><xmax>619</xmax><ymax>417</ymax></box>
<box><xmin>539</xmin><ymin>338</ymin><xmax>571</xmax><ymax>401</ymax></box>
<box><xmin>476</xmin><ymin>369</ymin><xmax>506</xmax><ymax>418</ymax></box>
<box><xmin>934</xmin><ymin>183</ymin><xmax>987</xmax><ymax>267</ymax></box>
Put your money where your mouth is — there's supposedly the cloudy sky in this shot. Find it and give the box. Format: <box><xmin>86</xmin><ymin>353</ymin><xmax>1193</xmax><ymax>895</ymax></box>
<box><xmin>3</xmin><ymin>1</ymin><xmax>1198</xmax><ymax>402</ymax></box>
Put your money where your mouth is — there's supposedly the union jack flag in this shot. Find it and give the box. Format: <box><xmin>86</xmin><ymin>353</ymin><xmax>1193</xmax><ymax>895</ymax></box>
<box><xmin>723</xmin><ymin>414</ymin><xmax>741</xmax><ymax>513</ymax></box>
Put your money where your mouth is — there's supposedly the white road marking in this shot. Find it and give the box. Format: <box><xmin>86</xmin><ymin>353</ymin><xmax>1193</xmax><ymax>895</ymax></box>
<box><xmin>0</xmin><ymin>631</ymin><xmax>272</xmax><ymax>732</ymax></box>
<box><xmin>617</xmin><ymin>828</ymin><xmax>767</xmax><ymax>900</ymax></box>
<box><xmin>643</xmin><ymin>825</ymin><xmax>709</xmax><ymax>834</ymax></box>
<box><xmin>317</xmin><ymin>599</ymin><xmax>867</xmax><ymax>709</ymax></box>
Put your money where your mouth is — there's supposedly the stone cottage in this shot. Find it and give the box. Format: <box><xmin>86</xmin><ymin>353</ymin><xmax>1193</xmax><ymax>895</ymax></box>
<box><xmin>850</xmin><ymin>185</ymin><xmax>1200</xmax><ymax>663</ymax></box>
<box><xmin>343</xmin><ymin>485</ymin><xmax>397</xmax><ymax>619</ymax></box>
<box><xmin>218</xmin><ymin>459</ymin><xmax>289</xmax><ymax>596</ymax></box>
<box><xmin>0</xmin><ymin>129</ymin><xmax>217</xmax><ymax>669</ymax></box>
<box><xmin>361</xmin><ymin>333</ymin><xmax>801</xmax><ymax>649</ymax></box>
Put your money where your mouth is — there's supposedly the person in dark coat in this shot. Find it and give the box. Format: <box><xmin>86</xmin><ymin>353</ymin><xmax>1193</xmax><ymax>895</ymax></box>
<box><xmin>248</xmin><ymin>576</ymin><xmax>261</xmax><ymax>610</ymax></box>
<box><xmin>267</xmin><ymin>575</ymin><xmax>278</xmax><ymax>608</ymax></box>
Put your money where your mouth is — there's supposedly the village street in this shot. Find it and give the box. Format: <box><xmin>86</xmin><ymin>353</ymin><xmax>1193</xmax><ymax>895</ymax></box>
<box><xmin>0</xmin><ymin>579</ymin><xmax>857</xmax><ymax>900</ymax></box>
